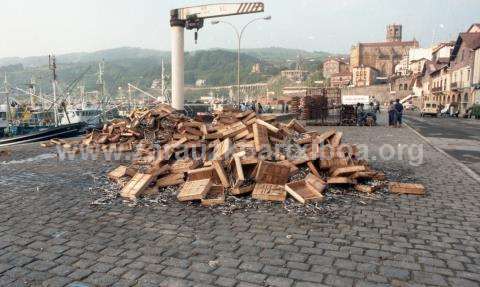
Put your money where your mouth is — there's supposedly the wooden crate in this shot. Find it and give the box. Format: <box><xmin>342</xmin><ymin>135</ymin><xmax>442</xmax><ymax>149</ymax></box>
<box><xmin>252</xmin><ymin>183</ymin><xmax>286</xmax><ymax>202</ymax></box>
<box><xmin>201</xmin><ymin>185</ymin><xmax>225</xmax><ymax>206</ymax></box>
<box><xmin>255</xmin><ymin>161</ymin><xmax>290</xmax><ymax>185</ymax></box>
<box><xmin>389</xmin><ymin>182</ymin><xmax>425</xmax><ymax>195</ymax></box>
<box><xmin>285</xmin><ymin>180</ymin><xmax>324</xmax><ymax>204</ymax></box>
<box><xmin>177</xmin><ymin>178</ymin><xmax>212</xmax><ymax>201</ymax></box>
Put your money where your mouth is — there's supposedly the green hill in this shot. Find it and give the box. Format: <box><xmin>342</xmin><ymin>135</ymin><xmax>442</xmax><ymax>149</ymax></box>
<box><xmin>0</xmin><ymin>47</ymin><xmax>333</xmax><ymax>97</ymax></box>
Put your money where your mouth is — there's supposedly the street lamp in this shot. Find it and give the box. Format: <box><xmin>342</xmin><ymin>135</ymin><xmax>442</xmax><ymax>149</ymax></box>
<box><xmin>212</xmin><ymin>16</ymin><xmax>271</xmax><ymax>105</ymax></box>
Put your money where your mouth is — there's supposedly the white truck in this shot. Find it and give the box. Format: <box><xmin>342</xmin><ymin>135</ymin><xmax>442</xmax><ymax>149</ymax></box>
<box><xmin>341</xmin><ymin>95</ymin><xmax>372</xmax><ymax>106</ymax></box>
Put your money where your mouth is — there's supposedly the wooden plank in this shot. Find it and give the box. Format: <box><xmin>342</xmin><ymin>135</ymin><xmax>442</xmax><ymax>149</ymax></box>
<box><xmin>212</xmin><ymin>160</ymin><xmax>230</xmax><ymax>188</ymax></box>
<box><xmin>285</xmin><ymin>180</ymin><xmax>324</xmax><ymax>204</ymax></box>
<box><xmin>252</xmin><ymin>183</ymin><xmax>286</xmax><ymax>202</ymax></box>
<box><xmin>107</xmin><ymin>165</ymin><xmax>136</xmax><ymax>182</ymax></box>
<box><xmin>231</xmin><ymin>184</ymin><xmax>255</xmax><ymax>195</ymax></box>
<box><xmin>316</xmin><ymin>129</ymin><xmax>337</xmax><ymax>144</ymax></box>
<box><xmin>350</xmin><ymin>171</ymin><xmax>377</xmax><ymax>180</ymax></box>
<box><xmin>327</xmin><ymin>177</ymin><xmax>356</xmax><ymax>185</ymax></box>
<box><xmin>389</xmin><ymin>182</ymin><xmax>425</xmax><ymax>195</ymax></box>
<box><xmin>201</xmin><ymin>185</ymin><xmax>225</xmax><ymax>206</ymax></box>
<box><xmin>331</xmin><ymin>165</ymin><xmax>366</xmax><ymax>177</ymax></box>
<box><xmin>354</xmin><ymin>184</ymin><xmax>376</xmax><ymax>193</ymax></box>
<box><xmin>177</xmin><ymin>178</ymin><xmax>212</xmax><ymax>201</ymax></box>
<box><xmin>305</xmin><ymin>173</ymin><xmax>327</xmax><ymax>193</ymax></box>
<box><xmin>232</xmin><ymin>155</ymin><xmax>245</xmax><ymax>187</ymax></box>
<box><xmin>329</xmin><ymin>131</ymin><xmax>343</xmax><ymax>147</ymax></box>
<box><xmin>120</xmin><ymin>173</ymin><xmax>154</xmax><ymax>200</ymax></box>
<box><xmin>187</xmin><ymin>166</ymin><xmax>219</xmax><ymax>182</ymax></box>
<box><xmin>233</xmin><ymin>129</ymin><xmax>250</xmax><ymax>141</ymax></box>
<box><xmin>256</xmin><ymin>119</ymin><xmax>279</xmax><ymax>133</ymax></box>
<box><xmin>156</xmin><ymin>173</ymin><xmax>185</xmax><ymax>188</ymax></box>
<box><xmin>213</xmin><ymin>138</ymin><xmax>233</xmax><ymax>161</ymax></box>
<box><xmin>170</xmin><ymin>159</ymin><xmax>201</xmax><ymax>174</ymax></box>
<box><xmin>255</xmin><ymin>161</ymin><xmax>290</xmax><ymax>185</ymax></box>
<box><xmin>286</xmin><ymin>119</ymin><xmax>306</xmax><ymax>133</ymax></box>
<box><xmin>277</xmin><ymin>160</ymin><xmax>299</xmax><ymax>173</ymax></box>
<box><xmin>253</xmin><ymin>123</ymin><xmax>269</xmax><ymax>153</ymax></box>
<box><xmin>222</xmin><ymin>122</ymin><xmax>247</xmax><ymax>138</ymax></box>
<box><xmin>307</xmin><ymin>161</ymin><xmax>321</xmax><ymax>177</ymax></box>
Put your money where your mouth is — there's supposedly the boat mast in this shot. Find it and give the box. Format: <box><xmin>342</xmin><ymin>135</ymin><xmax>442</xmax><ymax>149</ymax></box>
<box><xmin>2</xmin><ymin>73</ymin><xmax>12</xmax><ymax>132</ymax></box>
<box><xmin>96</xmin><ymin>60</ymin><xmax>106</xmax><ymax>121</ymax></box>
<box><xmin>49</xmin><ymin>55</ymin><xmax>58</xmax><ymax>127</ymax></box>
<box><xmin>161</xmin><ymin>59</ymin><xmax>166</xmax><ymax>103</ymax></box>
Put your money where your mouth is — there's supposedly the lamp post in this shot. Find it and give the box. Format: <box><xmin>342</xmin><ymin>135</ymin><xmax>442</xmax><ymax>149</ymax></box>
<box><xmin>212</xmin><ymin>16</ymin><xmax>271</xmax><ymax>105</ymax></box>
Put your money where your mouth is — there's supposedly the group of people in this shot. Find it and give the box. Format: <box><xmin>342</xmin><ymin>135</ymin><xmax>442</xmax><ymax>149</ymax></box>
<box><xmin>388</xmin><ymin>99</ymin><xmax>404</xmax><ymax>127</ymax></box>
<box><xmin>239</xmin><ymin>101</ymin><xmax>264</xmax><ymax>114</ymax></box>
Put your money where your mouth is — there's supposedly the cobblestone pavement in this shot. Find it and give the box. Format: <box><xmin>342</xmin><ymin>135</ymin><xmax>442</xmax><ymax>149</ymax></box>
<box><xmin>0</xmin><ymin>125</ymin><xmax>479</xmax><ymax>287</ymax></box>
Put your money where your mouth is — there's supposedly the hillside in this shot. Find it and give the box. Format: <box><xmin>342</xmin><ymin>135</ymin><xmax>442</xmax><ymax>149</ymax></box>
<box><xmin>0</xmin><ymin>47</ymin><xmax>333</xmax><ymax>96</ymax></box>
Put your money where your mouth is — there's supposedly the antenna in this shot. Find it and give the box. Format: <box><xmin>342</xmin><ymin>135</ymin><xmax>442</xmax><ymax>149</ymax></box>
<box><xmin>49</xmin><ymin>54</ymin><xmax>59</xmax><ymax>126</ymax></box>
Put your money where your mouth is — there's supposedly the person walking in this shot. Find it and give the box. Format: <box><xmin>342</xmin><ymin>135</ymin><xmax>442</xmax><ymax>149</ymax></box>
<box><xmin>388</xmin><ymin>101</ymin><xmax>397</xmax><ymax>127</ymax></box>
<box><xmin>394</xmin><ymin>99</ymin><xmax>404</xmax><ymax>127</ymax></box>
<box><xmin>373</xmin><ymin>99</ymin><xmax>380</xmax><ymax>114</ymax></box>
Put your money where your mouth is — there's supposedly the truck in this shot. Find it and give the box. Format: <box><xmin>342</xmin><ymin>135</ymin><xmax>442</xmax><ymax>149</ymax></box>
<box><xmin>341</xmin><ymin>95</ymin><xmax>372</xmax><ymax>106</ymax></box>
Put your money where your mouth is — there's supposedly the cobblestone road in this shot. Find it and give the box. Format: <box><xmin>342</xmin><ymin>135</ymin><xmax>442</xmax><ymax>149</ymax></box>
<box><xmin>0</xmin><ymin>125</ymin><xmax>479</xmax><ymax>287</ymax></box>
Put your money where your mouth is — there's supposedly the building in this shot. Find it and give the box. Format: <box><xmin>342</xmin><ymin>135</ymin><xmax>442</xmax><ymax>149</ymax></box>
<box><xmin>350</xmin><ymin>24</ymin><xmax>419</xmax><ymax>77</ymax></box>
<box><xmin>449</xmin><ymin>31</ymin><xmax>480</xmax><ymax>113</ymax></box>
<box><xmin>251</xmin><ymin>63</ymin><xmax>261</xmax><ymax>74</ymax></box>
<box><xmin>473</xmin><ymin>46</ymin><xmax>480</xmax><ymax>105</ymax></box>
<box><xmin>386</xmin><ymin>24</ymin><xmax>402</xmax><ymax>42</ymax></box>
<box><xmin>281</xmin><ymin>70</ymin><xmax>309</xmax><ymax>82</ymax></box>
<box><xmin>352</xmin><ymin>66</ymin><xmax>378</xmax><ymax>87</ymax></box>
<box><xmin>330</xmin><ymin>71</ymin><xmax>352</xmax><ymax>88</ymax></box>
<box><xmin>195</xmin><ymin>79</ymin><xmax>206</xmax><ymax>87</ymax></box>
<box><xmin>323</xmin><ymin>58</ymin><xmax>349</xmax><ymax>79</ymax></box>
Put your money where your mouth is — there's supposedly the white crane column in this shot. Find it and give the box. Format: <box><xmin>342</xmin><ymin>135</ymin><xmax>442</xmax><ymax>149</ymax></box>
<box><xmin>171</xmin><ymin>24</ymin><xmax>185</xmax><ymax>111</ymax></box>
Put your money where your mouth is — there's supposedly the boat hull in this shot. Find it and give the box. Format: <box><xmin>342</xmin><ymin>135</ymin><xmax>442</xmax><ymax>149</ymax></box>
<box><xmin>0</xmin><ymin>122</ymin><xmax>86</xmax><ymax>147</ymax></box>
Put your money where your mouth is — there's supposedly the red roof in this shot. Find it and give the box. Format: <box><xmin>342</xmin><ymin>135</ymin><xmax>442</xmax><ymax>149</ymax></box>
<box><xmin>451</xmin><ymin>32</ymin><xmax>480</xmax><ymax>58</ymax></box>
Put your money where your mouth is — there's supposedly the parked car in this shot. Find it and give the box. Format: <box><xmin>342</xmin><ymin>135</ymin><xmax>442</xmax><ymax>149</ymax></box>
<box><xmin>440</xmin><ymin>102</ymin><xmax>459</xmax><ymax>117</ymax></box>
<box><xmin>420</xmin><ymin>101</ymin><xmax>439</xmax><ymax>117</ymax></box>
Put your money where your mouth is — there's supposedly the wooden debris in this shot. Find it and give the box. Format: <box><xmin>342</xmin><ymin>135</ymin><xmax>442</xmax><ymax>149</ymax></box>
<box><xmin>327</xmin><ymin>177</ymin><xmax>356</xmax><ymax>185</ymax></box>
<box><xmin>354</xmin><ymin>184</ymin><xmax>376</xmax><ymax>193</ymax></box>
<box><xmin>54</xmin><ymin>103</ymin><xmax>417</xmax><ymax>206</ymax></box>
<box><xmin>177</xmin><ymin>178</ymin><xmax>212</xmax><ymax>201</ymax></box>
<box><xmin>253</xmin><ymin>123</ymin><xmax>269</xmax><ymax>152</ymax></box>
<box><xmin>285</xmin><ymin>180</ymin><xmax>324</xmax><ymax>204</ymax></box>
<box><xmin>231</xmin><ymin>184</ymin><xmax>254</xmax><ymax>195</ymax></box>
<box><xmin>255</xmin><ymin>161</ymin><xmax>290</xmax><ymax>185</ymax></box>
<box><xmin>331</xmin><ymin>165</ymin><xmax>366</xmax><ymax>177</ymax></box>
<box><xmin>156</xmin><ymin>173</ymin><xmax>185</xmax><ymax>188</ymax></box>
<box><xmin>201</xmin><ymin>185</ymin><xmax>225</xmax><ymax>206</ymax></box>
<box><xmin>212</xmin><ymin>160</ymin><xmax>230</xmax><ymax>188</ymax></box>
<box><xmin>108</xmin><ymin>165</ymin><xmax>136</xmax><ymax>182</ymax></box>
<box><xmin>252</xmin><ymin>183</ymin><xmax>286</xmax><ymax>202</ymax></box>
<box><xmin>389</xmin><ymin>182</ymin><xmax>425</xmax><ymax>195</ymax></box>
<box><xmin>120</xmin><ymin>173</ymin><xmax>155</xmax><ymax>200</ymax></box>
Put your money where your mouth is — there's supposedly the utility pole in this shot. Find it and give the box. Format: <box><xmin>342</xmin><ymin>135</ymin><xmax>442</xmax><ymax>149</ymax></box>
<box><xmin>2</xmin><ymin>73</ymin><xmax>12</xmax><ymax>132</ymax></box>
<box><xmin>170</xmin><ymin>2</ymin><xmax>265</xmax><ymax>111</ymax></box>
<box><xmin>49</xmin><ymin>55</ymin><xmax>59</xmax><ymax>127</ymax></box>
<box><xmin>211</xmin><ymin>15</ymin><xmax>271</xmax><ymax>105</ymax></box>
<box><xmin>161</xmin><ymin>59</ymin><xmax>166</xmax><ymax>103</ymax></box>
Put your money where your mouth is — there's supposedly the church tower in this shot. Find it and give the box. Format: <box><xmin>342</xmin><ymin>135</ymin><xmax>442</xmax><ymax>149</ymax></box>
<box><xmin>386</xmin><ymin>24</ymin><xmax>402</xmax><ymax>42</ymax></box>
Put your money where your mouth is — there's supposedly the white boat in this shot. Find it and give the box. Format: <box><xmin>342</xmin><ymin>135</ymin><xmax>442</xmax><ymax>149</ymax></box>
<box><xmin>0</xmin><ymin>104</ymin><xmax>8</xmax><ymax>129</ymax></box>
<box><xmin>59</xmin><ymin>107</ymin><xmax>102</xmax><ymax>126</ymax></box>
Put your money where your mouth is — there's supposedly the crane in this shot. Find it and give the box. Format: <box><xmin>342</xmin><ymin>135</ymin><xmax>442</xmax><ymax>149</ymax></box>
<box><xmin>170</xmin><ymin>2</ymin><xmax>265</xmax><ymax>111</ymax></box>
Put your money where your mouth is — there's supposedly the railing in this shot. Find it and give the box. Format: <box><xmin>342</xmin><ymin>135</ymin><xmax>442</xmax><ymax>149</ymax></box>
<box><xmin>450</xmin><ymin>82</ymin><xmax>458</xmax><ymax>89</ymax></box>
<box><xmin>431</xmin><ymin>86</ymin><xmax>443</xmax><ymax>93</ymax></box>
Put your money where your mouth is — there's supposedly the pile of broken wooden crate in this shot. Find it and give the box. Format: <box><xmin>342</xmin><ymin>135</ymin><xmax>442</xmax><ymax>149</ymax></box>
<box><xmin>47</xmin><ymin>104</ymin><xmax>425</xmax><ymax>207</ymax></box>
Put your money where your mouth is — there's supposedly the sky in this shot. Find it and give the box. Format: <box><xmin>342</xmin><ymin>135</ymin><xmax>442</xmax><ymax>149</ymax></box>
<box><xmin>0</xmin><ymin>0</ymin><xmax>479</xmax><ymax>58</ymax></box>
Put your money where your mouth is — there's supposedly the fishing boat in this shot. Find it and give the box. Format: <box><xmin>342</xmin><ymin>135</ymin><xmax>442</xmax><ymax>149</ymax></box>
<box><xmin>0</xmin><ymin>122</ymin><xmax>86</xmax><ymax>147</ymax></box>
